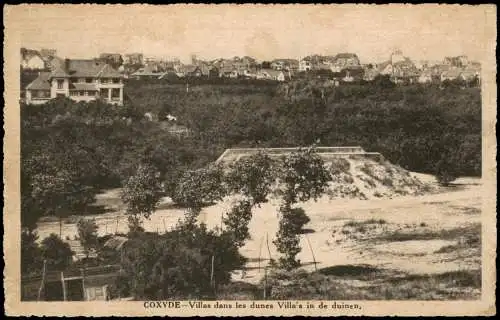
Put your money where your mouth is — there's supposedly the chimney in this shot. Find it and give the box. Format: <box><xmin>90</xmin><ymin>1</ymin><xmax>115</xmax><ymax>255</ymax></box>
<box><xmin>65</xmin><ymin>58</ymin><xmax>70</xmax><ymax>72</ymax></box>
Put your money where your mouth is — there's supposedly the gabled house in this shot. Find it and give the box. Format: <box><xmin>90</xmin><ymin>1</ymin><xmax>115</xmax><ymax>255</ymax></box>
<box><xmin>257</xmin><ymin>69</ymin><xmax>290</xmax><ymax>82</ymax></box>
<box><xmin>299</xmin><ymin>59</ymin><xmax>313</xmax><ymax>72</ymax></box>
<box><xmin>25</xmin><ymin>59</ymin><xmax>124</xmax><ymax>105</ymax></box>
<box><xmin>330</xmin><ymin>53</ymin><xmax>361</xmax><ymax>72</ymax></box>
<box><xmin>219</xmin><ymin>65</ymin><xmax>239</xmax><ymax>78</ymax></box>
<box><xmin>180</xmin><ymin>65</ymin><xmax>203</xmax><ymax>77</ymax></box>
<box><xmin>417</xmin><ymin>70</ymin><xmax>433</xmax><ymax>84</ymax></box>
<box><xmin>131</xmin><ymin>65</ymin><xmax>163</xmax><ymax>79</ymax></box>
<box><xmin>440</xmin><ymin>68</ymin><xmax>462</xmax><ymax>82</ymax></box>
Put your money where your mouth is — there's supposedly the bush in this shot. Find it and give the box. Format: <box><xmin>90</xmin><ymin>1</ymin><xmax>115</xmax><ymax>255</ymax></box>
<box><xmin>40</xmin><ymin>234</ymin><xmax>74</xmax><ymax>271</ymax></box>
<box><xmin>120</xmin><ymin>222</ymin><xmax>245</xmax><ymax>300</ymax></box>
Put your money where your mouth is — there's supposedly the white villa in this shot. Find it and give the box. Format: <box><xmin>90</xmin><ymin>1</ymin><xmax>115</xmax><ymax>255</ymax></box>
<box><xmin>25</xmin><ymin>59</ymin><xmax>124</xmax><ymax>105</ymax></box>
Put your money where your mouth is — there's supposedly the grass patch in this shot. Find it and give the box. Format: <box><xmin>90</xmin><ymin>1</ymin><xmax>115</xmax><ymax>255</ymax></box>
<box><xmin>374</xmin><ymin>223</ymin><xmax>480</xmax><ymax>243</ymax></box>
<box><xmin>343</xmin><ymin>219</ymin><xmax>387</xmax><ymax>228</ymax></box>
<box><xmin>263</xmin><ymin>268</ymin><xmax>481</xmax><ymax>300</ymax></box>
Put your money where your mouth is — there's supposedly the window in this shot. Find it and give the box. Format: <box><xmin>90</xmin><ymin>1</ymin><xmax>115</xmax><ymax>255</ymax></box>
<box><xmin>112</xmin><ymin>78</ymin><xmax>120</xmax><ymax>84</ymax></box>
<box><xmin>57</xmin><ymin>80</ymin><xmax>64</xmax><ymax>89</ymax></box>
<box><xmin>70</xmin><ymin>91</ymin><xmax>78</xmax><ymax>96</ymax></box>
<box><xmin>111</xmin><ymin>88</ymin><xmax>120</xmax><ymax>99</ymax></box>
<box><xmin>79</xmin><ymin>91</ymin><xmax>84</xmax><ymax>96</ymax></box>
<box><xmin>100</xmin><ymin>88</ymin><xmax>109</xmax><ymax>98</ymax></box>
<box><xmin>86</xmin><ymin>78</ymin><xmax>93</xmax><ymax>83</ymax></box>
<box><xmin>84</xmin><ymin>91</ymin><xmax>89</xmax><ymax>96</ymax></box>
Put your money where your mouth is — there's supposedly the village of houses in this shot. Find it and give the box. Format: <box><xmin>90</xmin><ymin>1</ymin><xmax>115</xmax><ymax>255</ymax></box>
<box><xmin>21</xmin><ymin>48</ymin><xmax>481</xmax><ymax>106</ymax></box>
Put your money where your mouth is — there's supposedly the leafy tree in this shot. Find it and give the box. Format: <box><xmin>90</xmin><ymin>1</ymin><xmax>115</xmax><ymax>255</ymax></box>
<box><xmin>222</xmin><ymin>200</ymin><xmax>253</xmax><ymax>248</ymax></box>
<box><xmin>30</xmin><ymin>170</ymin><xmax>94</xmax><ymax>237</ymax></box>
<box><xmin>40</xmin><ymin>234</ymin><xmax>74</xmax><ymax>271</ymax></box>
<box><xmin>21</xmin><ymin>230</ymin><xmax>43</xmax><ymax>275</ymax></box>
<box><xmin>275</xmin><ymin>147</ymin><xmax>332</xmax><ymax>204</ymax></box>
<box><xmin>274</xmin><ymin>204</ymin><xmax>302</xmax><ymax>270</ymax></box>
<box><xmin>273</xmin><ymin>147</ymin><xmax>331</xmax><ymax>270</ymax></box>
<box><xmin>225</xmin><ymin>152</ymin><xmax>276</xmax><ymax>205</ymax></box>
<box><xmin>121</xmin><ymin>163</ymin><xmax>163</xmax><ymax>234</ymax></box>
<box><xmin>172</xmin><ymin>165</ymin><xmax>227</xmax><ymax>219</ymax></box>
<box><xmin>76</xmin><ymin>218</ymin><xmax>99</xmax><ymax>258</ymax></box>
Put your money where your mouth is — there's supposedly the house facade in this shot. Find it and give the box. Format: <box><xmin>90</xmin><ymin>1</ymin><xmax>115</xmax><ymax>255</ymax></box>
<box><xmin>299</xmin><ymin>59</ymin><xmax>312</xmax><ymax>72</ymax></box>
<box><xmin>330</xmin><ymin>53</ymin><xmax>361</xmax><ymax>72</ymax></box>
<box><xmin>25</xmin><ymin>59</ymin><xmax>124</xmax><ymax>105</ymax></box>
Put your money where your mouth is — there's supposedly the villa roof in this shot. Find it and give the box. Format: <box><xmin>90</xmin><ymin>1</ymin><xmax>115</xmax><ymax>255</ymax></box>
<box><xmin>49</xmin><ymin>59</ymin><xmax>122</xmax><ymax>79</ymax></box>
<box><xmin>25</xmin><ymin>72</ymin><xmax>51</xmax><ymax>90</ymax></box>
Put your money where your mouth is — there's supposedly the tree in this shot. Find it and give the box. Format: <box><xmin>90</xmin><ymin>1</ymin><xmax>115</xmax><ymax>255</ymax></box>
<box><xmin>273</xmin><ymin>147</ymin><xmax>331</xmax><ymax>270</ymax></box>
<box><xmin>121</xmin><ymin>163</ymin><xmax>163</xmax><ymax>234</ymax></box>
<box><xmin>172</xmin><ymin>165</ymin><xmax>227</xmax><ymax>220</ymax></box>
<box><xmin>275</xmin><ymin>147</ymin><xmax>332</xmax><ymax>204</ymax></box>
<box><xmin>30</xmin><ymin>170</ymin><xmax>94</xmax><ymax>237</ymax></box>
<box><xmin>40</xmin><ymin>234</ymin><xmax>74</xmax><ymax>271</ymax></box>
<box><xmin>222</xmin><ymin>200</ymin><xmax>253</xmax><ymax>248</ymax></box>
<box><xmin>21</xmin><ymin>230</ymin><xmax>43</xmax><ymax>275</ymax></box>
<box><xmin>76</xmin><ymin>218</ymin><xmax>99</xmax><ymax>258</ymax></box>
<box><xmin>225</xmin><ymin>152</ymin><xmax>276</xmax><ymax>205</ymax></box>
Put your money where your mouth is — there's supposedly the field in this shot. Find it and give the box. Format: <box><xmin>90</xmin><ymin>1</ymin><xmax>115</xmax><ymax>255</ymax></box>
<box><xmin>36</xmin><ymin>173</ymin><xmax>482</xmax><ymax>300</ymax></box>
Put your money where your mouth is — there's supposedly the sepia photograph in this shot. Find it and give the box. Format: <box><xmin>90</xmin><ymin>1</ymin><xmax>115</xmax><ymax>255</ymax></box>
<box><xmin>3</xmin><ymin>3</ymin><xmax>496</xmax><ymax>316</ymax></box>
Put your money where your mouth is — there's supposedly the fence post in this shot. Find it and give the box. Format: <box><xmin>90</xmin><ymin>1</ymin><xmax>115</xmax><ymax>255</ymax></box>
<box><xmin>210</xmin><ymin>255</ymin><xmax>215</xmax><ymax>288</ymax></box>
<box><xmin>37</xmin><ymin>260</ymin><xmax>47</xmax><ymax>301</ymax></box>
<box><xmin>258</xmin><ymin>236</ymin><xmax>263</xmax><ymax>273</ymax></box>
<box><xmin>266</xmin><ymin>233</ymin><xmax>272</xmax><ymax>264</ymax></box>
<box><xmin>263</xmin><ymin>266</ymin><xmax>267</xmax><ymax>300</ymax></box>
<box><xmin>61</xmin><ymin>271</ymin><xmax>67</xmax><ymax>301</ymax></box>
<box><xmin>81</xmin><ymin>268</ymin><xmax>86</xmax><ymax>301</ymax></box>
<box><xmin>305</xmin><ymin>234</ymin><xmax>318</xmax><ymax>272</ymax></box>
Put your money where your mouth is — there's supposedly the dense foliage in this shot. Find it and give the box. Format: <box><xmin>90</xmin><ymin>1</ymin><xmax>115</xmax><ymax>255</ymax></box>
<box><xmin>225</xmin><ymin>152</ymin><xmax>276</xmax><ymax>205</ymax></box>
<box><xmin>272</xmin><ymin>148</ymin><xmax>332</xmax><ymax>270</ymax></box>
<box><xmin>40</xmin><ymin>234</ymin><xmax>74</xmax><ymax>271</ymax></box>
<box><xmin>120</xmin><ymin>163</ymin><xmax>164</xmax><ymax>233</ymax></box>
<box><xmin>222</xmin><ymin>200</ymin><xmax>253</xmax><ymax>248</ymax></box>
<box><xmin>119</xmin><ymin>222</ymin><xmax>245</xmax><ymax>300</ymax></box>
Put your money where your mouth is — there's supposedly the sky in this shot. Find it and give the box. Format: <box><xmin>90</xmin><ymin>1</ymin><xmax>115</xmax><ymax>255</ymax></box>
<box><xmin>7</xmin><ymin>4</ymin><xmax>495</xmax><ymax>64</ymax></box>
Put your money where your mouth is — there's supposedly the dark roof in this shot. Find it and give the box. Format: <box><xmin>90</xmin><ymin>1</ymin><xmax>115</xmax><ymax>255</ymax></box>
<box><xmin>103</xmin><ymin>236</ymin><xmax>128</xmax><ymax>251</ymax></box>
<box><xmin>48</xmin><ymin>59</ymin><xmax>122</xmax><ymax>79</ymax></box>
<box><xmin>25</xmin><ymin>72</ymin><xmax>51</xmax><ymax>90</ymax></box>
<box><xmin>335</xmin><ymin>53</ymin><xmax>358</xmax><ymax>60</ymax></box>
<box><xmin>50</xmin><ymin>66</ymin><xmax>70</xmax><ymax>78</ymax></box>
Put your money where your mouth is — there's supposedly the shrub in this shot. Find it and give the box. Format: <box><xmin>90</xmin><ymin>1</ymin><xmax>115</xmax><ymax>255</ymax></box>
<box><xmin>40</xmin><ymin>233</ymin><xmax>74</xmax><ymax>271</ymax></box>
<box><xmin>120</xmin><ymin>222</ymin><xmax>245</xmax><ymax>300</ymax></box>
